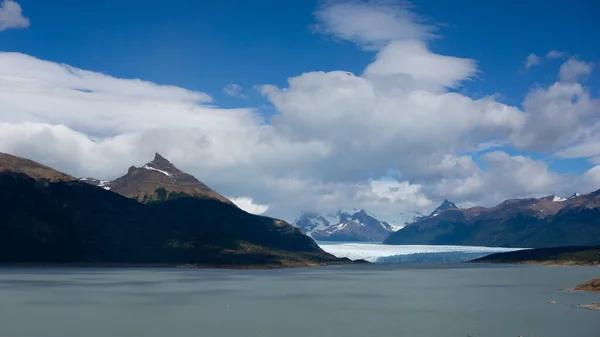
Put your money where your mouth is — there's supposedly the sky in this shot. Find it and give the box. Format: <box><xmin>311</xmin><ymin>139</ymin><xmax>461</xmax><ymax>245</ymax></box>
<box><xmin>0</xmin><ymin>0</ymin><xmax>599</xmax><ymax>225</ymax></box>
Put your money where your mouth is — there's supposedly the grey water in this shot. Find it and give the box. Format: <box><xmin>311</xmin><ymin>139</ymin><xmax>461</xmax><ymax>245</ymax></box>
<box><xmin>0</xmin><ymin>264</ymin><xmax>599</xmax><ymax>337</ymax></box>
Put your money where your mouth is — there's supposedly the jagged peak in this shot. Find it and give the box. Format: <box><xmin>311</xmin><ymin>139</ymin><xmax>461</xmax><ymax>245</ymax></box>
<box><xmin>356</xmin><ymin>208</ymin><xmax>368</xmax><ymax>215</ymax></box>
<box><xmin>151</xmin><ymin>152</ymin><xmax>172</xmax><ymax>166</ymax></box>
<box><xmin>440</xmin><ymin>199</ymin><xmax>457</xmax><ymax>207</ymax></box>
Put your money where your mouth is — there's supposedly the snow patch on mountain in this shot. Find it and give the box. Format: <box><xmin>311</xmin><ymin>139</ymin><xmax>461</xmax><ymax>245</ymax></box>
<box><xmin>552</xmin><ymin>195</ymin><xmax>566</xmax><ymax>202</ymax></box>
<box><xmin>142</xmin><ymin>164</ymin><xmax>173</xmax><ymax>177</ymax></box>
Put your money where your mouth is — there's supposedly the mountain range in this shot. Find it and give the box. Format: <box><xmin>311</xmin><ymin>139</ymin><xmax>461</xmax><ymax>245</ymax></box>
<box><xmin>0</xmin><ymin>152</ymin><xmax>354</xmax><ymax>267</ymax></box>
<box><xmin>293</xmin><ymin>200</ymin><xmax>464</xmax><ymax>242</ymax></box>
<box><xmin>293</xmin><ymin>209</ymin><xmax>394</xmax><ymax>242</ymax></box>
<box><xmin>384</xmin><ymin>191</ymin><xmax>600</xmax><ymax>248</ymax></box>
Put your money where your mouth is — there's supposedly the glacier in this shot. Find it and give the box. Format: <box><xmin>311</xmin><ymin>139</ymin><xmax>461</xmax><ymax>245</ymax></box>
<box><xmin>318</xmin><ymin>242</ymin><xmax>526</xmax><ymax>263</ymax></box>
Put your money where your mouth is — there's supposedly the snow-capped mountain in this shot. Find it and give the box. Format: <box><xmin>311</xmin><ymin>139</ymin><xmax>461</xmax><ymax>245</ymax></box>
<box><xmin>293</xmin><ymin>208</ymin><xmax>394</xmax><ymax>242</ymax></box>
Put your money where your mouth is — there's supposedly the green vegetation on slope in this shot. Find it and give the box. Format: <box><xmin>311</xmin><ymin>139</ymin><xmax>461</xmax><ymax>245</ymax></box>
<box><xmin>0</xmin><ymin>172</ymin><xmax>347</xmax><ymax>267</ymax></box>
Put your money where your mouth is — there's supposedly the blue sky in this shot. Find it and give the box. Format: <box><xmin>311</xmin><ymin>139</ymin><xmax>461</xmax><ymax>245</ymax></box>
<box><xmin>1</xmin><ymin>0</ymin><xmax>599</xmax><ymax>220</ymax></box>
<box><xmin>3</xmin><ymin>0</ymin><xmax>599</xmax><ymax>108</ymax></box>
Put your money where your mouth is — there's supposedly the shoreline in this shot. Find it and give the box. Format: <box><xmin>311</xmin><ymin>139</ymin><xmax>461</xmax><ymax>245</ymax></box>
<box><xmin>471</xmin><ymin>260</ymin><xmax>600</xmax><ymax>267</ymax></box>
<box><xmin>0</xmin><ymin>260</ymin><xmax>365</xmax><ymax>270</ymax></box>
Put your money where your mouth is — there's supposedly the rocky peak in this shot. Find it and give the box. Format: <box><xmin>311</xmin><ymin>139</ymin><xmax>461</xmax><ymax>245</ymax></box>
<box><xmin>429</xmin><ymin>199</ymin><xmax>458</xmax><ymax>216</ymax></box>
<box><xmin>355</xmin><ymin>209</ymin><xmax>368</xmax><ymax>216</ymax></box>
<box><xmin>140</xmin><ymin>153</ymin><xmax>183</xmax><ymax>180</ymax></box>
<box><xmin>81</xmin><ymin>153</ymin><xmax>233</xmax><ymax>205</ymax></box>
<box><xmin>151</xmin><ymin>152</ymin><xmax>172</xmax><ymax>167</ymax></box>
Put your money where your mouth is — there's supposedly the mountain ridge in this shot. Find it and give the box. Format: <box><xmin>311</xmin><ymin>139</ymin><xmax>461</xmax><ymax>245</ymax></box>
<box><xmin>0</xmin><ymin>152</ymin><xmax>351</xmax><ymax>267</ymax></box>
<box><xmin>294</xmin><ymin>208</ymin><xmax>394</xmax><ymax>242</ymax></box>
<box><xmin>384</xmin><ymin>191</ymin><xmax>600</xmax><ymax>248</ymax></box>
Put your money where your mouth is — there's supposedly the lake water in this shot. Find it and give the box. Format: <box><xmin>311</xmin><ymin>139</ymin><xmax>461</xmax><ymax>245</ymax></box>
<box><xmin>0</xmin><ymin>264</ymin><xmax>599</xmax><ymax>337</ymax></box>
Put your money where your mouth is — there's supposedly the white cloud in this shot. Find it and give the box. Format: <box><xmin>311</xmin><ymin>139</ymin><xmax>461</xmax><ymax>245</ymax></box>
<box><xmin>524</xmin><ymin>53</ymin><xmax>541</xmax><ymax>70</ymax></box>
<box><xmin>0</xmin><ymin>0</ymin><xmax>29</xmax><ymax>32</ymax></box>
<box><xmin>1</xmin><ymin>1</ymin><xmax>599</xmax><ymax>225</ymax></box>
<box><xmin>229</xmin><ymin>197</ymin><xmax>269</xmax><ymax>215</ymax></box>
<box><xmin>559</xmin><ymin>58</ymin><xmax>594</xmax><ymax>82</ymax></box>
<box><xmin>364</xmin><ymin>39</ymin><xmax>477</xmax><ymax>91</ymax></box>
<box><xmin>511</xmin><ymin>81</ymin><xmax>600</xmax><ymax>151</ymax></box>
<box><xmin>555</xmin><ymin>140</ymin><xmax>600</xmax><ymax>159</ymax></box>
<box><xmin>222</xmin><ymin>83</ymin><xmax>248</xmax><ymax>99</ymax></box>
<box><xmin>546</xmin><ymin>50</ymin><xmax>567</xmax><ymax>59</ymax></box>
<box><xmin>313</xmin><ymin>1</ymin><xmax>434</xmax><ymax>50</ymax></box>
<box><xmin>430</xmin><ymin>151</ymin><xmax>566</xmax><ymax>204</ymax></box>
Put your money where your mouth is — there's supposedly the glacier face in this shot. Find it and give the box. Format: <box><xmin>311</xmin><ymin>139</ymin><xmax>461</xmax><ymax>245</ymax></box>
<box><xmin>318</xmin><ymin>242</ymin><xmax>526</xmax><ymax>263</ymax></box>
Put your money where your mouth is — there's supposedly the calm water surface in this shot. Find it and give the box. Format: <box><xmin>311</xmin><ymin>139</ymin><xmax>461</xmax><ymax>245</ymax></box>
<box><xmin>0</xmin><ymin>264</ymin><xmax>599</xmax><ymax>337</ymax></box>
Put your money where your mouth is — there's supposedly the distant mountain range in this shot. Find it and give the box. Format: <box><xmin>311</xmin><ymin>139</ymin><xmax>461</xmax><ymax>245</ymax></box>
<box><xmin>293</xmin><ymin>200</ymin><xmax>464</xmax><ymax>242</ymax></box>
<box><xmin>0</xmin><ymin>152</ymin><xmax>354</xmax><ymax>267</ymax></box>
<box><xmin>293</xmin><ymin>209</ymin><xmax>395</xmax><ymax>242</ymax></box>
<box><xmin>384</xmin><ymin>191</ymin><xmax>600</xmax><ymax>248</ymax></box>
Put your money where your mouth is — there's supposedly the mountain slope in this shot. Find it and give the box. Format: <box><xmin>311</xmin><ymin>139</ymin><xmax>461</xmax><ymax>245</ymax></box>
<box><xmin>82</xmin><ymin>153</ymin><xmax>233</xmax><ymax>205</ymax></box>
<box><xmin>0</xmin><ymin>153</ymin><xmax>349</xmax><ymax>267</ymax></box>
<box><xmin>384</xmin><ymin>192</ymin><xmax>600</xmax><ymax>248</ymax></box>
<box><xmin>294</xmin><ymin>209</ymin><xmax>393</xmax><ymax>242</ymax></box>
<box><xmin>0</xmin><ymin>152</ymin><xmax>75</xmax><ymax>182</ymax></box>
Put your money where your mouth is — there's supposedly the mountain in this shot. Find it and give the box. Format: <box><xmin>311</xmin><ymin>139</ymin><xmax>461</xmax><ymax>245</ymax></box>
<box><xmin>293</xmin><ymin>209</ymin><xmax>394</xmax><ymax>242</ymax></box>
<box><xmin>413</xmin><ymin>199</ymin><xmax>459</xmax><ymax>222</ymax></box>
<box><xmin>0</xmin><ymin>152</ymin><xmax>75</xmax><ymax>182</ymax></box>
<box><xmin>471</xmin><ymin>245</ymin><xmax>600</xmax><ymax>266</ymax></box>
<box><xmin>0</xmin><ymin>152</ymin><xmax>352</xmax><ymax>267</ymax></box>
<box><xmin>81</xmin><ymin>153</ymin><xmax>233</xmax><ymax>205</ymax></box>
<box><xmin>383</xmin><ymin>191</ymin><xmax>600</xmax><ymax>248</ymax></box>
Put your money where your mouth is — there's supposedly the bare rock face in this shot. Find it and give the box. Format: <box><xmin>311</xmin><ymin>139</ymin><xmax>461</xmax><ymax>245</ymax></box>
<box><xmin>81</xmin><ymin>153</ymin><xmax>234</xmax><ymax>205</ymax></box>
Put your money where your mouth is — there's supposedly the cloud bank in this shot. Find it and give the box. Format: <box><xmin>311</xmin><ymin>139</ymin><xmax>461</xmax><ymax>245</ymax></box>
<box><xmin>0</xmin><ymin>1</ymin><xmax>599</xmax><ymax>224</ymax></box>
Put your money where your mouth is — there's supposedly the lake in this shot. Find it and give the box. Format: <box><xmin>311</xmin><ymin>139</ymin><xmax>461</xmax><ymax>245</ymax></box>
<box><xmin>0</xmin><ymin>264</ymin><xmax>598</xmax><ymax>337</ymax></box>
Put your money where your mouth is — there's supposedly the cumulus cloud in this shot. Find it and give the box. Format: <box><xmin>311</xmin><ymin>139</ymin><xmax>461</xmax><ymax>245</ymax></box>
<box><xmin>1</xmin><ymin>1</ymin><xmax>599</xmax><ymax>224</ymax></box>
<box><xmin>559</xmin><ymin>58</ymin><xmax>594</xmax><ymax>82</ymax></box>
<box><xmin>430</xmin><ymin>151</ymin><xmax>567</xmax><ymax>205</ymax></box>
<box><xmin>222</xmin><ymin>83</ymin><xmax>248</xmax><ymax>99</ymax></box>
<box><xmin>0</xmin><ymin>0</ymin><xmax>28</xmax><ymax>32</ymax></box>
<box><xmin>511</xmin><ymin>81</ymin><xmax>599</xmax><ymax>151</ymax></box>
<box><xmin>524</xmin><ymin>53</ymin><xmax>541</xmax><ymax>70</ymax></box>
<box><xmin>229</xmin><ymin>197</ymin><xmax>269</xmax><ymax>215</ymax></box>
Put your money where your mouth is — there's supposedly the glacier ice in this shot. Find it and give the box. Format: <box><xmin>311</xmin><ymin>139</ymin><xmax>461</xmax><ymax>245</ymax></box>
<box><xmin>318</xmin><ymin>242</ymin><xmax>526</xmax><ymax>263</ymax></box>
